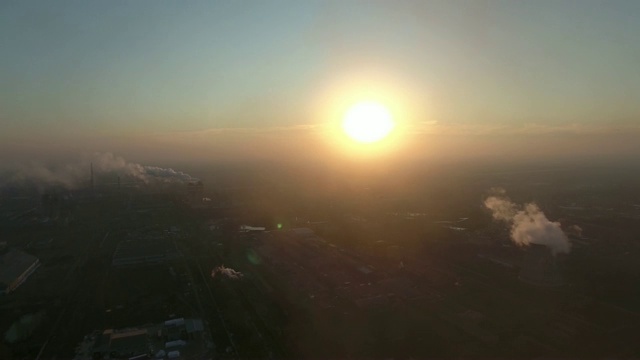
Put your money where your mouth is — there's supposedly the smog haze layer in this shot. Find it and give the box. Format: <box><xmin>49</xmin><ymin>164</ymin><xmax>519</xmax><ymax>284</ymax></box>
<box><xmin>2</xmin><ymin>1</ymin><xmax>640</xmax><ymax>170</ymax></box>
<box><xmin>3</xmin><ymin>2</ymin><xmax>640</xmax><ymax>359</ymax></box>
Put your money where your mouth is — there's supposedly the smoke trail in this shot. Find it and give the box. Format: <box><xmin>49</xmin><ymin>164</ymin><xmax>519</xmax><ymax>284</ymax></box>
<box><xmin>211</xmin><ymin>266</ymin><xmax>244</xmax><ymax>280</ymax></box>
<box><xmin>568</xmin><ymin>224</ymin><xmax>583</xmax><ymax>238</ymax></box>
<box><xmin>484</xmin><ymin>189</ymin><xmax>571</xmax><ymax>255</ymax></box>
<box><xmin>3</xmin><ymin>152</ymin><xmax>197</xmax><ymax>189</ymax></box>
<box><xmin>143</xmin><ymin>166</ymin><xmax>195</xmax><ymax>182</ymax></box>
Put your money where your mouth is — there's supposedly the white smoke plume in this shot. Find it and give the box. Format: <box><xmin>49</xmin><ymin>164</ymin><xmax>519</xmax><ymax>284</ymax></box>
<box><xmin>211</xmin><ymin>265</ymin><xmax>244</xmax><ymax>280</ymax></box>
<box><xmin>4</xmin><ymin>152</ymin><xmax>197</xmax><ymax>189</ymax></box>
<box><xmin>568</xmin><ymin>224</ymin><xmax>583</xmax><ymax>238</ymax></box>
<box><xmin>484</xmin><ymin>190</ymin><xmax>571</xmax><ymax>255</ymax></box>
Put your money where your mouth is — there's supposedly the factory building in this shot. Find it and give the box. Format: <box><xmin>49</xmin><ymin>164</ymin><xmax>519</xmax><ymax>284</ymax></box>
<box><xmin>0</xmin><ymin>245</ymin><xmax>40</xmax><ymax>294</ymax></box>
<box><xmin>74</xmin><ymin>318</ymin><xmax>207</xmax><ymax>360</ymax></box>
<box><xmin>98</xmin><ymin>328</ymin><xmax>150</xmax><ymax>358</ymax></box>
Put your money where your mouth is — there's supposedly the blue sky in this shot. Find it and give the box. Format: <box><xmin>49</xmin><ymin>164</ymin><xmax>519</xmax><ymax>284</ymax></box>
<box><xmin>1</xmin><ymin>0</ymin><xmax>639</xmax><ymax>163</ymax></box>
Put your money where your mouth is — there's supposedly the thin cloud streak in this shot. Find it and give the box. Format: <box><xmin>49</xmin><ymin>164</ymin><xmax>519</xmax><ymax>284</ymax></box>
<box><xmin>1</xmin><ymin>121</ymin><xmax>639</xmax><ymax>167</ymax></box>
<box><xmin>151</xmin><ymin>121</ymin><xmax>640</xmax><ymax>139</ymax></box>
<box><xmin>150</xmin><ymin>123</ymin><xmax>326</xmax><ymax>140</ymax></box>
<box><xmin>139</xmin><ymin>121</ymin><xmax>633</xmax><ymax>164</ymax></box>
<box><xmin>409</xmin><ymin>122</ymin><xmax>640</xmax><ymax>136</ymax></box>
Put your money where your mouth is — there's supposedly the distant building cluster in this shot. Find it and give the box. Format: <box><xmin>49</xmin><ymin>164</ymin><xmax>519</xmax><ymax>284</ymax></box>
<box><xmin>74</xmin><ymin>317</ymin><xmax>208</xmax><ymax>360</ymax></box>
<box><xmin>187</xmin><ymin>181</ymin><xmax>204</xmax><ymax>206</ymax></box>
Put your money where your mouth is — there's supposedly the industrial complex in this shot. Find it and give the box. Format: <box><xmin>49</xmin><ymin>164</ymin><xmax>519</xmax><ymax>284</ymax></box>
<box><xmin>1</xmin><ymin>163</ymin><xmax>639</xmax><ymax>359</ymax></box>
<box><xmin>74</xmin><ymin>317</ymin><xmax>209</xmax><ymax>360</ymax></box>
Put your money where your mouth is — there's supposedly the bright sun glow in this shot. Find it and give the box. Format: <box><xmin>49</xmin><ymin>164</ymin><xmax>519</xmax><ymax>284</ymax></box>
<box><xmin>342</xmin><ymin>101</ymin><xmax>395</xmax><ymax>143</ymax></box>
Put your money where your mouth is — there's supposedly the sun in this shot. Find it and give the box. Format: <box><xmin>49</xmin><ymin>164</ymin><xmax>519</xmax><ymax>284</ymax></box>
<box><xmin>342</xmin><ymin>101</ymin><xmax>395</xmax><ymax>143</ymax></box>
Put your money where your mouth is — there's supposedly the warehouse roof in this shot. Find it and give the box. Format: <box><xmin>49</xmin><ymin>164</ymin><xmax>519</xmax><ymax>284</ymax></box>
<box><xmin>0</xmin><ymin>248</ymin><xmax>39</xmax><ymax>290</ymax></box>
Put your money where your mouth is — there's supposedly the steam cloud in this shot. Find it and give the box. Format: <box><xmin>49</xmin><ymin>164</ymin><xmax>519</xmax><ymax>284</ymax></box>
<box><xmin>4</xmin><ymin>152</ymin><xmax>197</xmax><ymax>189</ymax></box>
<box><xmin>211</xmin><ymin>266</ymin><xmax>244</xmax><ymax>280</ymax></box>
<box><xmin>484</xmin><ymin>189</ymin><xmax>571</xmax><ymax>255</ymax></box>
<box><xmin>568</xmin><ymin>224</ymin><xmax>583</xmax><ymax>238</ymax></box>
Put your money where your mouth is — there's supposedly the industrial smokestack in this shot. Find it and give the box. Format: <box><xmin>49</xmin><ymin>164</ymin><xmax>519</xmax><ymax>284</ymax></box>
<box><xmin>5</xmin><ymin>152</ymin><xmax>198</xmax><ymax>189</ymax></box>
<box><xmin>519</xmin><ymin>243</ymin><xmax>564</xmax><ymax>287</ymax></box>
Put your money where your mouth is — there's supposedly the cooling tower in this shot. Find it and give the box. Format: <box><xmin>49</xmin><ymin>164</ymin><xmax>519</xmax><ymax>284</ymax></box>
<box><xmin>519</xmin><ymin>243</ymin><xmax>564</xmax><ymax>287</ymax></box>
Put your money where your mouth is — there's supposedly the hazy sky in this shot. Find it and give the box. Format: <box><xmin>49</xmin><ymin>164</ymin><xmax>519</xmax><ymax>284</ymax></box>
<box><xmin>2</xmin><ymin>0</ymin><xmax>639</xmax><ymax>164</ymax></box>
